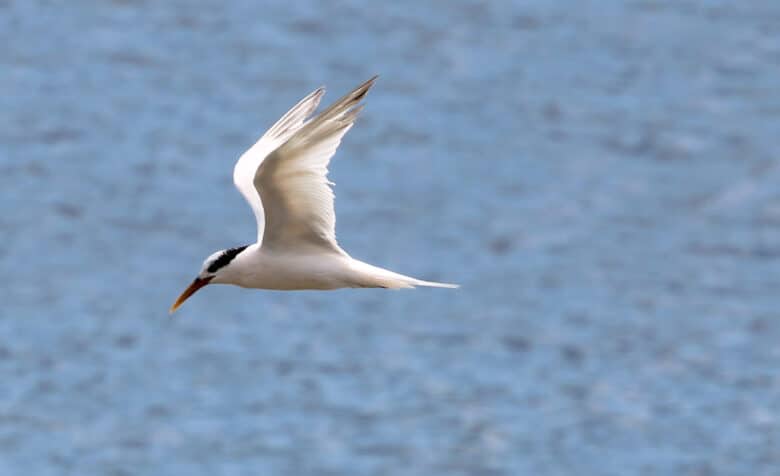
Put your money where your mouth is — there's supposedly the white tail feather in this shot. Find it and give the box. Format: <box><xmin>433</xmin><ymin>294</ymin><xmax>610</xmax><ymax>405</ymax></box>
<box><xmin>348</xmin><ymin>260</ymin><xmax>458</xmax><ymax>289</ymax></box>
<box><xmin>412</xmin><ymin>279</ymin><xmax>459</xmax><ymax>289</ymax></box>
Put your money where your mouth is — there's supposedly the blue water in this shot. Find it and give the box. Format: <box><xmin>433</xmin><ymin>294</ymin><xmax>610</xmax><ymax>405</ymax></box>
<box><xmin>2</xmin><ymin>1</ymin><xmax>780</xmax><ymax>474</ymax></box>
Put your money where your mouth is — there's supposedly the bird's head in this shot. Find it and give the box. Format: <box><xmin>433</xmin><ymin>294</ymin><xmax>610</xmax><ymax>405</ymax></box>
<box><xmin>169</xmin><ymin>245</ymin><xmax>249</xmax><ymax>314</ymax></box>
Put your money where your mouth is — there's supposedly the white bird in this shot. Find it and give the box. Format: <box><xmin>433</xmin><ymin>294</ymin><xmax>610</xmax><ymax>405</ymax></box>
<box><xmin>170</xmin><ymin>76</ymin><xmax>457</xmax><ymax>313</ymax></box>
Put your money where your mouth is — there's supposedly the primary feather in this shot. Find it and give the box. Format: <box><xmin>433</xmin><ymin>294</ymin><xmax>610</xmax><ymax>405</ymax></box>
<box><xmin>255</xmin><ymin>76</ymin><xmax>376</xmax><ymax>253</ymax></box>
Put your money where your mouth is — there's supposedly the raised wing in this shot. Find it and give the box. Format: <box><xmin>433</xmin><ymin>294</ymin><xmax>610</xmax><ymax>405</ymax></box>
<box><xmin>254</xmin><ymin>76</ymin><xmax>377</xmax><ymax>254</ymax></box>
<box><xmin>233</xmin><ymin>86</ymin><xmax>325</xmax><ymax>243</ymax></box>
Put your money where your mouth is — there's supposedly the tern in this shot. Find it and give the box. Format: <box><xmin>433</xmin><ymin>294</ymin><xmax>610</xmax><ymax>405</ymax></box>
<box><xmin>170</xmin><ymin>76</ymin><xmax>457</xmax><ymax>313</ymax></box>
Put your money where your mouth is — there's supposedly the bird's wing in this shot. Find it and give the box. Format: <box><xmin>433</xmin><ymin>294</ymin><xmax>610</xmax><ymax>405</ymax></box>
<box><xmin>233</xmin><ymin>86</ymin><xmax>325</xmax><ymax>243</ymax></box>
<box><xmin>254</xmin><ymin>76</ymin><xmax>377</xmax><ymax>254</ymax></box>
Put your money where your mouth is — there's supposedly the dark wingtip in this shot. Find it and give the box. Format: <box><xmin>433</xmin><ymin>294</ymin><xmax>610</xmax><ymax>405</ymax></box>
<box><xmin>353</xmin><ymin>75</ymin><xmax>379</xmax><ymax>101</ymax></box>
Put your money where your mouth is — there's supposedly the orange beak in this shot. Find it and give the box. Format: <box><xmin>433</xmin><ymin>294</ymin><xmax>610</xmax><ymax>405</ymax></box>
<box><xmin>169</xmin><ymin>276</ymin><xmax>213</xmax><ymax>314</ymax></box>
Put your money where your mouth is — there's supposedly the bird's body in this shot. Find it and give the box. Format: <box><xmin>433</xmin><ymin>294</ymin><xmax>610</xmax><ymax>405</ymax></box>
<box><xmin>171</xmin><ymin>76</ymin><xmax>456</xmax><ymax>313</ymax></box>
<box><xmin>214</xmin><ymin>245</ymin><xmax>450</xmax><ymax>291</ymax></box>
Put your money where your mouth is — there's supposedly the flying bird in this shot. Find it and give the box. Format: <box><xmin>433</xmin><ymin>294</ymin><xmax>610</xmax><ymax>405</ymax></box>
<box><xmin>170</xmin><ymin>76</ymin><xmax>457</xmax><ymax>313</ymax></box>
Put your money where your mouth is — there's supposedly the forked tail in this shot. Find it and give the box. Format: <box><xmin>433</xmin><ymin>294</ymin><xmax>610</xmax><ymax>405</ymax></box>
<box><xmin>349</xmin><ymin>260</ymin><xmax>459</xmax><ymax>289</ymax></box>
<box><xmin>411</xmin><ymin>279</ymin><xmax>459</xmax><ymax>289</ymax></box>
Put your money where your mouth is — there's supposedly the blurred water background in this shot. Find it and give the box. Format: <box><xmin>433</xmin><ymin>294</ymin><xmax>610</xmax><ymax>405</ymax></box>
<box><xmin>2</xmin><ymin>0</ymin><xmax>780</xmax><ymax>474</ymax></box>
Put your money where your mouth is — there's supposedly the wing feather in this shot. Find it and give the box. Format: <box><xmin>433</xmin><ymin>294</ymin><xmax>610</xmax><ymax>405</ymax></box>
<box><xmin>254</xmin><ymin>76</ymin><xmax>377</xmax><ymax>253</ymax></box>
<box><xmin>232</xmin><ymin>86</ymin><xmax>325</xmax><ymax>243</ymax></box>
